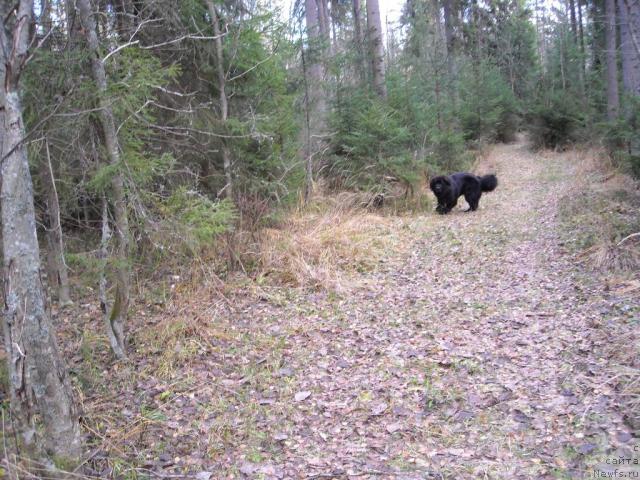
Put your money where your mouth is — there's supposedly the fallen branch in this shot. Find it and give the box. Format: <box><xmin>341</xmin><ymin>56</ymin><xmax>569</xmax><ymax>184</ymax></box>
<box><xmin>617</xmin><ymin>232</ymin><xmax>640</xmax><ymax>247</ymax></box>
<box><xmin>306</xmin><ymin>468</ymin><xmax>443</xmax><ymax>478</ymax></box>
<box><xmin>524</xmin><ymin>311</ymin><xmax>554</xmax><ymax>317</ymax></box>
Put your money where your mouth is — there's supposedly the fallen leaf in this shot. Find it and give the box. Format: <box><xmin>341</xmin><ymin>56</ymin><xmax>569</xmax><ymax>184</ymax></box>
<box><xmin>577</xmin><ymin>443</ymin><xmax>596</xmax><ymax>455</ymax></box>
<box><xmin>371</xmin><ymin>402</ymin><xmax>388</xmax><ymax>416</ymax></box>
<box><xmin>294</xmin><ymin>391</ymin><xmax>311</xmax><ymax>402</ymax></box>
<box><xmin>386</xmin><ymin>422</ymin><xmax>403</xmax><ymax>433</ymax></box>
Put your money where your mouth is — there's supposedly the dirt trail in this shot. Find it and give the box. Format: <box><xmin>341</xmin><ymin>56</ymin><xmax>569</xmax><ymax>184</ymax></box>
<box><xmin>228</xmin><ymin>138</ymin><xmax>637</xmax><ymax>479</ymax></box>
<box><xmin>117</xmin><ymin>139</ymin><xmax>637</xmax><ymax>479</ymax></box>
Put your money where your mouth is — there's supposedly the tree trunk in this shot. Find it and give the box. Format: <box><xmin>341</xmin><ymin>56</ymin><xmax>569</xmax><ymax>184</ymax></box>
<box><xmin>205</xmin><ymin>0</ymin><xmax>234</xmax><ymax>200</ymax></box>
<box><xmin>302</xmin><ymin>0</ymin><xmax>328</xmax><ymax>200</ymax></box>
<box><xmin>366</xmin><ymin>0</ymin><xmax>387</xmax><ymax>98</ymax></box>
<box><xmin>0</xmin><ymin>0</ymin><xmax>81</xmax><ymax>463</ymax></box>
<box><xmin>619</xmin><ymin>0</ymin><xmax>640</xmax><ymax>156</ymax></box>
<box><xmin>578</xmin><ymin>0</ymin><xmax>586</xmax><ymax>73</ymax></box>
<box><xmin>40</xmin><ymin>140</ymin><xmax>72</xmax><ymax>305</ymax></box>
<box><xmin>443</xmin><ymin>0</ymin><xmax>455</xmax><ymax>79</ymax></box>
<box><xmin>330</xmin><ymin>0</ymin><xmax>339</xmax><ymax>55</ymax></box>
<box><xmin>605</xmin><ymin>0</ymin><xmax>620</xmax><ymax>120</ymax></box>
<box><xmin>97</xmin><ymin>196</ymin><xmax>126</xmax><ymax>357</ymax></box>
<box><xmin>305</xmin><ymin>0</ymin><xmax>327</xmax><ymax>113</ymax></box>
<box><xmin>318</xmin><ymin>0</ymin><xmax>331</xmax><ymax>45</ymax></box>
<box><xmin>77</xmin><ymin>0</ymin><xmax>130</xmax><ymax>359</ymax></box>
<box><xmin>65</xmin><ymin>0</ymin><xmax>82</xmax><ymax>43</ymax></box>
<box><xmin>37</xmin><ymin>1</ymin><xmax>72</xmax><ymax>306</ymax></box>
<box><xmin>352</xmin><ymin>0</ymin><xmax>366</xmax><ymax>82</ymax></box>
<box><xmin>301</xmin><ymin>45</ymin><xmax>313</xmax><ymax>202</ymax></box>
<box><xmin>569</xmin><ymin>0</ymin><xmax>578</xmax><ymax>42</ymax></box>
<box><xmin>619</xmin><ymin>0</ymin><xmax>640</xmax><ymax>96</ymax></box>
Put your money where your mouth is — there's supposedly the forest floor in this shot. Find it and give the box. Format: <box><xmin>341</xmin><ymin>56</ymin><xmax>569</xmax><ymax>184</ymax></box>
<box><xmin>73</xmin><ymin>137</ymin><xmax>640</xmax><ymax>479</ymax></box>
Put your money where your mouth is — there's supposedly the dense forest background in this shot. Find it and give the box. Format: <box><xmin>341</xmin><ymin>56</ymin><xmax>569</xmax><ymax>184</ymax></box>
<box><xmin>0</xmin><ymin>0</ymin><xmax>639</xmax><ymax>475</ymax></box>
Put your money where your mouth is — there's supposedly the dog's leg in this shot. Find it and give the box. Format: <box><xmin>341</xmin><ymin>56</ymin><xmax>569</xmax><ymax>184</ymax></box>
<box><xmin>464</xmin><ymin>192</ymin><xmax>481</xmax><ymax>211</ymax></box>
<box><xmin>440</xmin><ymin>202</ymin><xmax>454</xmax><ymax>214</ymax></box>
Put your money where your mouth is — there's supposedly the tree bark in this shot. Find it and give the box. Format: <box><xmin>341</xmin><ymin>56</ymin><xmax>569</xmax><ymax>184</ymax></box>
<box><xmin>605</xmin><ymin>0</ymin><xmax>620</xmax><ymax>120</ymax></box>
<box><xmin>303</xmin><ymin>0</ymin><xmax>328</xmax><ymax>200</ymax></box>
<box><xmin>305</xmin><ymin>0</ymin><xmax>327</xmax><ymax>113</ymax></box>
<box><xmin>366</xmin><ymin>0</ymin><xmax>387</xmax><ymax>98</ymax></box>
<box><xmin>40</xmin><ymin>140</ymin><xmax>72</xmax><ymax>305</ymax></box>
<box><xmin>443</xmin><ymin>0</ymin><xmax>455</xmax><ymax>80</ymax></box>
<box><xmin>205</xmin><ymin>0</ymin><xmax>234</xmax><ymax>200</ymax></box>
<box><xmin>619</xmin><ymin>0</ymin><xmax>640</xmax><ymax>156</ymax></box>
<box><xmin>619</xmin><ymin>0</ymin><xmax>640</xmax><ymax>96</ymax></box>
<box><xmin>569</xmin><ymin>0</ymin><xmax>578</xmax><ymax>42</ymax></box>
<box><xmin>0</xmin><ymin>0</ymin><xmax>81</xmax><ymax>463</ymax></box>
<box><xmin>301</xmin><ymin>45</ymin><xmax>313</xmax><ymax>202</ymax></box>
<box><xmin>352</xmin><ymin>0</ymin><xmax>366</xmax><ymax>82</ymax></box>
<box><xmin>36</xmin><ymin>1</ymin><xmax>72</xmax><ymax>306</ymax></box>
<box><xmin>318</xmin><ymin>0</ymin><xmax>331</xmax><ymax>45</ymax></box>
<box><xmin>77</xmin><ymin>0</ymin><xmax>130</xmax><ymax>359</ymax></box>
<box><xmin>65</xmin><ymin>0</ymin><xmax>82</xmax><ymax>43</ymax></box>
<box><xmin>578</xmin><ymin>0</ymin><xmax>586</xmax><ymax>73</ymax></box>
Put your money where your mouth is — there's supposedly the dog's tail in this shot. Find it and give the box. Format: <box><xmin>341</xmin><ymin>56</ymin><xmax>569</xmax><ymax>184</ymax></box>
<box><xmin>480</xmin><ymin>174</ymin><xmax>498</xmax><ymax>192</ymax></box>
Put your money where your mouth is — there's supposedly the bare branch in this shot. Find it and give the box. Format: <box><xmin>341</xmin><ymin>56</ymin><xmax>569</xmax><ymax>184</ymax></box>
<box><xmin>102</xmin><ymin>39</ymin><xmax>139</xmax><ymax>62</ymax></box>
<box><xmin>140</xmin><ymin>32</ymin><xmax>227</xmax><ymax>50</ymax></box>
<box><xmin>227</xmin><ymin>48</ymin><xmax>278</xmax><ymax>83</ymax></box>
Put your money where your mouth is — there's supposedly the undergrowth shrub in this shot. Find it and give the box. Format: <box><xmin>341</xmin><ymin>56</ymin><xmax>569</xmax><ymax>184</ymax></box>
<box><xmin>458</xmin><ymin>61</ymin><xmax>521</xmax><ymax>144</ymax></box>
<box><xmin>425</xmin><ymin>129</ymin><xmax>471</xmax><ymax>173</ymax></box>
<box><xmin>161</xmin><ymin>188</ymin><xmax>237</xmax><ymax>253</ymax></box>
<box><xmin>527</xmin><ymin>91</ymin><xmax>586</xmax><ymax>149</ymax></box>
<box><xmin>603</xmin><ymin>96</ymin><xmax>640</xmax><ymax>178</ymax></box>
<box><xmin>329</xmin><ymin>90</ymin><xmax>415</xmax><ymax>191</ymax></box>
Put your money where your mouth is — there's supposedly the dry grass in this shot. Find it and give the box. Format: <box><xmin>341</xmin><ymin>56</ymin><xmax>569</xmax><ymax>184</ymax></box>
<box><xmin>585</xmin><ymin>237</ymin><xmax>640</xmax><ymax>272</ymax></box>
<box><xmin>253</xmin><ymin>194</ymin><xmax>401</xmax><ymax>291</ymax></box>
<box><xmin>558</xmin><ymin>148</ymin><xmax>640</xmax><ymax>271</ymax></box>
<box><xmin>558</xmin><ymin>147</ymin><xmax>640</xmax><ymax>434</ymax></box>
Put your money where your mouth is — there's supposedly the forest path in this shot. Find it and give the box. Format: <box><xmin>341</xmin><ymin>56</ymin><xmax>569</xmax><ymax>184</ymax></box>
<box><xmin>127</xmin><ymin>138</ymin><xmax>637</xmax><ymax>479</ymax></box>
<box><xmin>227</xmin><ymin>138</ymin><xmax>637</xmax><ymax>479</ymax></box>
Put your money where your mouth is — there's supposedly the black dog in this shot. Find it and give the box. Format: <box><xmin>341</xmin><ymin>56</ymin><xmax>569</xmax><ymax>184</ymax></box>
<box><xmin>429</xmin><ymin>173</ymin><xmax>498</xmax><ymax>214</ymax></box>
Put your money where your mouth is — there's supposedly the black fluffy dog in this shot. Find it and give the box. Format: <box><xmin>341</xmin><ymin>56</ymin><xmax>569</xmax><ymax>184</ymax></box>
<box><xmin>429</xmin><ymin>173</ymin><xmax>498</xmax><ymax>214</ymax></box>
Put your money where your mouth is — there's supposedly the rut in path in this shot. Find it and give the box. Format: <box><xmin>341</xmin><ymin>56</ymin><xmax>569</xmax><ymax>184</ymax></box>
<box><xmin>224</xmin><ymin>138</ymin><xmax>638</xmax><ymax>480</ymax></box>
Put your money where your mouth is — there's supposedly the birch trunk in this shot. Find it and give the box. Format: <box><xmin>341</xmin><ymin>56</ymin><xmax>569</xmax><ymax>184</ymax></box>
<box><xmin>0</xmin><ymin>0</ymin><xmax>81</xmax><ymax>462</ymax></box>
<box><xmin>77</xmin><ymin>0</ymin><xmax>130</xmax><ymax>358</ymax></box>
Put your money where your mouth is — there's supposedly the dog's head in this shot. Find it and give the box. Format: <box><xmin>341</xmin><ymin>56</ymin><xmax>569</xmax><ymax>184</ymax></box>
<box><xmin>429</xmin><ymin>176</ymin><xmax>451</xmax><ymax>194</ymax></box>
